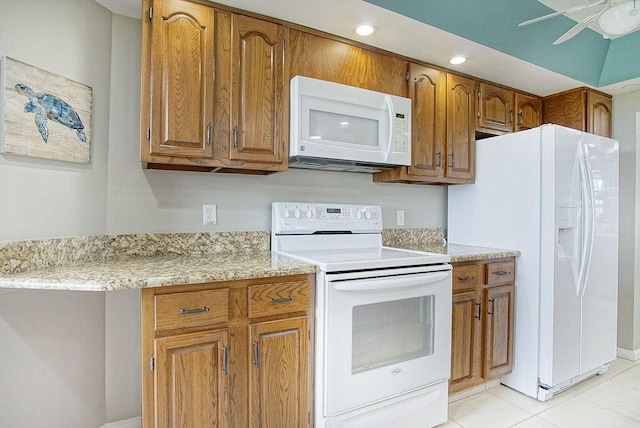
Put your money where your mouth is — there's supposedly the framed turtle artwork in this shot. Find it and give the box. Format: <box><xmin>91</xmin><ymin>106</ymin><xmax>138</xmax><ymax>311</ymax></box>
<box><xmin>0</xmin><ymin>56</ymin><xmax>92</xmax><ymax>163</ymax></box>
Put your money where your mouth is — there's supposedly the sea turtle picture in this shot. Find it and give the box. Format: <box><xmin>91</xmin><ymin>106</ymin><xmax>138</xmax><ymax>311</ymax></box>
<box><xmin>14</xmin><ymin>83</ymin><xmax>87</xmax><ymax>144</ymax></box>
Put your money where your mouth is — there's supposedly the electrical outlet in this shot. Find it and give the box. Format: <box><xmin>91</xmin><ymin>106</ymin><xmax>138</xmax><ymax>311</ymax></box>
<box><xmin>203</xmin><ymin>204</ymin><xmax>217</xmax><ymax>226</ymax></box>
<box><xmin>396</xmin><ymin>209</ymin><xmax>405</xmax><ymax>226</ymax></box>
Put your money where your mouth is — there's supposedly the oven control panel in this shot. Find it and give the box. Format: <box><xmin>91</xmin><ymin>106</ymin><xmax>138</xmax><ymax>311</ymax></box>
<box><xmin>272</xmin><ymin>202</ymin><xmax>382</xmax><ymax>234</ymax></box>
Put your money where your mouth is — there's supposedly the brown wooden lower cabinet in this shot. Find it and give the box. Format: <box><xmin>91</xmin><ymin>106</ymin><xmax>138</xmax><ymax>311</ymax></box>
<box><xmin>141</xmin><ymin>274</ymin><xmax>314</xmax><ymax>427</ymax></box>
<box><xmin>450</xmin><ymin>258</ymin><xmax>515</xmax><ymax>394</ymax></box>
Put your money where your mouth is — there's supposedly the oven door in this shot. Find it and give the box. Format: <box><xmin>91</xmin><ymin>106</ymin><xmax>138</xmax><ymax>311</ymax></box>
<box><xmin>323</xmin><ymin>268</ymin><xmax>452</xmax><ymax>416</ymax></box>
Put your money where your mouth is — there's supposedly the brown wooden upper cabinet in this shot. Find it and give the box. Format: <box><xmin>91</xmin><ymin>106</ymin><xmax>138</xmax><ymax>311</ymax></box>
<box><xmin>140</xmin><ymin>0</ymin><xmax>288</xmax><ymax>173</ymax></box>
<box><xmin>515</xmin><ymin>92</ymin><xmax>543</xmax><ymax>131</ymax></box>
<box><xmin>215</xmin><ymin>13</ymin><xmax>288</xmax><ymax>169</ymax></box>
<box><xmin>139</xmin><ymin>0</ymin><xmax>611</xmax><ymax>179</ymax></box>
<box><xmin>446</xmin><ymin>73</ymin><xmax>476</xmax><ymax>183</ymax></box>
<box><xmin>141</xmin><ymin>0</ymin><xmax>215</xmax><ymax>163</ymax></box>
<box><xmin>374</xmin><ymin>64</ymin><xmax>446</xmax><ymax>183</ymax></box>
<box><xmin>373</xmin><ymin>65</ymin><xmax>475</xmax><ymax>185</ymax></box>
<box><xmin>288</xmin><ymin>30</ymin><xmax>407</xmax><ymax>97</ymax></box>
<box><xmin>476</xmin><ymin>83</ymin><xmax>542</xmax><ymax>135</ymax></box>
<box><xmin>542</xmin><ymin>87</ymin><xmax>612</xmax><ymax>138</ymax></box>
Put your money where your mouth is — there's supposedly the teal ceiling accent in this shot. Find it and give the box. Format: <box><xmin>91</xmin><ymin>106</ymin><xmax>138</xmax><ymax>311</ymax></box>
<box><xmin>363</xmin><ymin>0</ymin><xmax>640</xmax><ymax>87</ymax></box>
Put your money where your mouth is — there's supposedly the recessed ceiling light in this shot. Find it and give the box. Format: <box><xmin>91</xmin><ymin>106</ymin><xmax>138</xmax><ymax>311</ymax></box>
<box><xmin>356</xmin><ymin>24</ymin><xmax>375</xmax><ymax>36</ymax></box>
<box><xmin>449</xmin><ymin>56</ymin><xmax>467</xmax><ymax>65</ymax></box>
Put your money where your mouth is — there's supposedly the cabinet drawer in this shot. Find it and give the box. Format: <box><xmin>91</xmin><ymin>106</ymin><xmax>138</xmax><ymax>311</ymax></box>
<box><xmin>486</xmin><ymin>261</ymin><xmax>515</xmax><ymax>285</ymax></box>
<box><xmin>452</xmin><ymin>264</ymin><xmax>482</xmax><ymax>291</ymax></box>
<box><xmin>155</xmin><ymin>289</ymin><xmax>229</xmax><ymax>331</ymax></box>
<box><xmin>249</xmin><ymin>281</ymin><xmax>309</xmax><ymax>318</ymax></box>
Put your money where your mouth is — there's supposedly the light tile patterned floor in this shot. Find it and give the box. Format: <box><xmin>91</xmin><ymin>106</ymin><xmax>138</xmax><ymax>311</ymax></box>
<box><xmin>443</xmin><ymin>358</ymin><xmax>640</xmax><ymax>427</ymax></box>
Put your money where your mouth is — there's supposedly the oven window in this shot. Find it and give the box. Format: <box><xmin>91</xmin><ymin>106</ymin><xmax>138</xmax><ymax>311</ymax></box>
<box><xmin>351</xmin><ymin>296</ymin><xmax>435</xmax><ymax>374</ymax></box>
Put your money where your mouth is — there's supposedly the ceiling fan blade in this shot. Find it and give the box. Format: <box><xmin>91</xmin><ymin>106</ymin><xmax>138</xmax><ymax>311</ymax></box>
<box><xmin>552</xmin><ymin>8</ymin><xmax>607</xmax><ymax>44</ymax></box>
<box><xmin>518</xmin><ymin>0</ymin><xmax>606</xmax><ymax>26</ymax></box>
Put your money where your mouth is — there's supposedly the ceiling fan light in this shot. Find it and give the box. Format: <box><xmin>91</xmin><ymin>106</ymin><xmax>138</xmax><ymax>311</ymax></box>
<box><xmin>598</xmin><ymin>1</ymin><xmax>640</xmax><ymax>36</ymax></box>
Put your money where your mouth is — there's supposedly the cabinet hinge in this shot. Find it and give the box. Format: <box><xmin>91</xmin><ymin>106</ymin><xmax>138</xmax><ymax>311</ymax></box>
<box><xmin>146</xmin><ymin>127</ymin><xmax>151</xmax><ymax>140</ymax></box>
<box><xmin>406</xmin><ymin>72</ymin><xmax>410</xmax><ymax>81</ymax></box>
<box><xmin>149</xmin><ymin>357</ymin><xmax>154</xmax><ymax>371</ymax></box>
<box><xmin>477</xmin><ymin>90</ymin><xmax>481</xmax><ymax>99</ymax></box>
<box><xmin>148</xmin><ymin>7</ymin><xmax>153</xmax><ymax>20</ymax></box>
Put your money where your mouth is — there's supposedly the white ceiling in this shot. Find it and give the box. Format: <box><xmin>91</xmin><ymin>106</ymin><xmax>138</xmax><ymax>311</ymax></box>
<box><xmin>95</xmin><ymin>0</ymin><xmax>640</xmax><ymax>96</ymax></box>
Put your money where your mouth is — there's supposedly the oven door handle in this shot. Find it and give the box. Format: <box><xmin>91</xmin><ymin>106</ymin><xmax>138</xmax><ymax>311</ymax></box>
<box><xmin>332</xmin><ymin>271</ymin><xmax>449</xmax><ymax>292</ymax></box>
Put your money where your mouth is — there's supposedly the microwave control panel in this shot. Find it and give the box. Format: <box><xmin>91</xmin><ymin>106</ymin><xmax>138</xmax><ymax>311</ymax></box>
<box><xmin>272</xmin><ymin>202</ymin><xmax>382</xmax><ymax>234</ymax></box>
<box><xmin>393</xmin><ymin>113</ymin><xmax>410</xmax><ymax>154</ymax></box>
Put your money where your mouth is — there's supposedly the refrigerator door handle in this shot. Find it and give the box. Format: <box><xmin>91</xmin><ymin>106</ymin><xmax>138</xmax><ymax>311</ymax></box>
<box><xmin>577</xmin><ymin>142</ymin><xmax>596</xmax><ymax>297</ymax></box>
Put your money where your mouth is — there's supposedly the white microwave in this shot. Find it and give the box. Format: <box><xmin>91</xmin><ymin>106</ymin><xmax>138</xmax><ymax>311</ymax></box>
<box><xmin>289</xmin><ymin>76</ymin><xmax>411</xmax><ymax>173</ymax></box>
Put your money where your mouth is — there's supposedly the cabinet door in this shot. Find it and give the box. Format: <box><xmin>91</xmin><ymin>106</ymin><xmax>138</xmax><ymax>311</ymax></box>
<box><xmin>229</xmin><ymin>14</ymin><xmax>287</xmax><ymax>165</ymax></box>
<box><xmin>484</xmin><ymin>284</ymin><xmax>515</xmax><ymax>379</ymax></box>
<box><xmin>587</xmin><ymin>91</ymin><xmax>612</xmax><ymax>138</ymax></box>
<box><xmin>288</xmin><ymin>30</ymin><xmax>407</xmax><ymax>96</ymax></box>
<box><xmin>446</xmin><ymin>74</ymin><xmax>476</xmax><ymax>182</ymax></box>
<box><xmin>542</xmin><ymin>88</ymin><xmax>586</xmax><ymax>131</ymax></box>
<box><xmin>515</xmin><ymin>92</ymin><xmax>542</xmax><ymax>132</ymax></box>
<box><xmin>406</xmin><ymin>63</ymin><xmax>447</xmax><ymax>178</ymax></box>
<box><xmin>450</xmin><ymin>290</ymin><xmax>483</xmax><ymax>393</ymax></box>
<box><xmin>155</xmin><ymin>329</ymin><xmax>229</xmax><ymax>427</ymax></box>
<box><xmin>249</xmin><ymin>317</ymin><xmax>309</xmax><ymax>428</ymax></box>
<box><xmin>147</xmin><ymin>0</ymin><xmax>215</xmax><ymax>159</ymax></box>
<box><xmin>477</xmin><ymin>83</ymin><xmax>514</xmax><ymax>134</ymax></box>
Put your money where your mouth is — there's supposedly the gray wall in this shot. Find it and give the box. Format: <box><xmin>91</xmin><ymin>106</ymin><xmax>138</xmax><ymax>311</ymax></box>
<box><xmin>614</xmin><ymin>92</ymin><xmax>640</xmax><ymax>354</ymax></box>
<box><xmin>1</xmin><ymin>1</ymin><xmax>445</xmax><ymax>426</ymax></box>
<box><xmin>0</xmin><ymin>1</ymin><xmax>111</xmax><ymax>426</ymax></box>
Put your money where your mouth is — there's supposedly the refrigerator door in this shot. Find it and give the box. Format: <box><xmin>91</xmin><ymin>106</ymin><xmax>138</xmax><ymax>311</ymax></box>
<box><xmin>579</xmin><ymin>132</ymin><xmax>618</xmax><ymax>373</ymax></box>
<box><xmin>538</xmin><ymin>126</ymin><xmax>583</xmax><ymax>388</ymax></box>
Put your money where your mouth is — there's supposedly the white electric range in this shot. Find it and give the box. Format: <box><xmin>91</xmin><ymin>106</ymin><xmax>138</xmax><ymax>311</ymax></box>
<box><xmin>271</xmin><ymin>202</ymin><xmax>452</xmax><ymax>428</ymax></box>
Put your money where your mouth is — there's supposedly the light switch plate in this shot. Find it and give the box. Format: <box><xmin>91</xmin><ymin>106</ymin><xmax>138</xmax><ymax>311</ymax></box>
<box><xmin>396</xmin><ymin>209</ymin><xmax>405</xmax><ymax>226</ymax></box>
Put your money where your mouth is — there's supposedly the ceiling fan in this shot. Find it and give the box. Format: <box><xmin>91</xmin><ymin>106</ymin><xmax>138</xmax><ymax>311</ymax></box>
<box><xmin>519</xmin><ymin>0</ymin><xmax>640</xmax><ymax>45</ymax></box>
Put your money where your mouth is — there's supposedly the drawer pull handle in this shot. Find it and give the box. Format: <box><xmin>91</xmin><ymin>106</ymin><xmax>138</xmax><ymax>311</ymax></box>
<box><xmin>488</xmin><ymin>299</ymin><xmax>495</xmax><ymax>315</ymax></box>
<box><xmin>494</xmin><ymin>270</ymin><xmax>512</xmax><ymax>276</ymax></box>
<box><xmin>475</xmin><ymin>302</ymin><xmax>482</xmax><ymax>320</ymax></box>
<box><xmin>269</xmin><ymin>296</ymin><xmax>294</xmax><ymax>304</ymax></box>
<box><xmin>179</xmin><ymin>306</ymin><xmax>210</xmax><ymax>315</ymax></box>
<box><xmin>458</xmin><ymin>275</ymin><xmax>475</xmax><ymax>282</ymax></box>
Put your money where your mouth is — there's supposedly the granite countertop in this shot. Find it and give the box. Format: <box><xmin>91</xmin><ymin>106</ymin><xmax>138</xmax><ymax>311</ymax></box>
<box><xmin>0</xmin><ymin>229</ymin><xmax>519</xmax><ymax>292</ymax></box>
<box><xmin>412</xmin><ymin>243</ymin><xmax>520</xmax><ymax>263</ymax></box>
<box><xmin>0</xmin><ymin>252</ymin><xmax>318</xmax><ymax>292</ymax></box>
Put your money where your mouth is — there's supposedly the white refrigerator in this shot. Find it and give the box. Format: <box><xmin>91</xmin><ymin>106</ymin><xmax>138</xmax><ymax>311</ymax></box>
<box><xmin>448</xmin><ymin>124</ymin><xmax>619</xmax><ymax>401</ymax></box>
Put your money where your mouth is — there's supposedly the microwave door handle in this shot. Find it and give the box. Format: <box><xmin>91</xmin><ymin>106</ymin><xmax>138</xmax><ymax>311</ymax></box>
<box><xmin>385</xmin><ymin>95</ymin><xmax>395</xmax><ymax>162</ymax></box>
<box><xmin>332</xmin><ymin>271</ymin><xmax>449</xmax><ymax>292</ymax></box>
